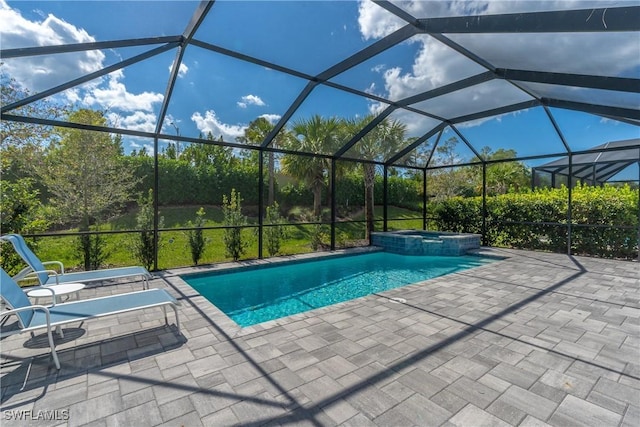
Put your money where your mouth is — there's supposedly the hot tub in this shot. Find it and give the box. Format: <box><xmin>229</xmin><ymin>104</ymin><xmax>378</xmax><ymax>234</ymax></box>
<box><xmin>370</xmin><ymin>230</ymin><xmax>481</xmax><ymax>256</ymax></box>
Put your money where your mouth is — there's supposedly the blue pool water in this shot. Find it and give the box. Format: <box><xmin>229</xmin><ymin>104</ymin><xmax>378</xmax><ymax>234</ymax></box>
<box><xmin>184</xmin><ymin>252</ymin><xmax>493</xmax><ymax>327</ymax></box>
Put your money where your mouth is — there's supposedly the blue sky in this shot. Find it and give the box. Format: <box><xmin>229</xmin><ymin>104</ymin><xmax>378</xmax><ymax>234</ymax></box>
<box><xmin>2</xmin><ymin>0</ymin><xmax>639</xmax><ymax>178</ymax></box>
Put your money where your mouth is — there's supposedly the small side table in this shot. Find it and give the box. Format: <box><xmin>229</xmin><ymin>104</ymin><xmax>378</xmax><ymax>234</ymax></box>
<box><xmin>27</xmin><ymin>283</ymin><xmax>86</xmax><ymax>304</ymax></box>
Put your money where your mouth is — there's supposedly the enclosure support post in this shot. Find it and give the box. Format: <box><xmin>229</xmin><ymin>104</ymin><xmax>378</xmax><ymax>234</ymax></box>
<box><xmin>531</xmin><ymin>169</ymin><xmax>535</xmax><ymax>190</ymax></box>
<box><xmin>422</xmin><ymin>169</ymin><xmax>428</xmax><ymax>231</ymax></box>
<box><xmin>637</xmin><ymin>161</ymin><xmax>639</xmax><ymax>261</ymax></box>
<box><xmin>330</xmin><ymin>158</ymin><xmax>336</xmax><ymax>251</ymax></box>
<box><xmin>544</xmin><ymin>105</ymin><xmax>573</xmax><ymax>255</ymax></box>
<box><xmin>383</xmin><ymin>165</ymin><xmax>388</xmax><ymax>232</ymax></box>
<box><xmin>567</xmin><ymin>154</ymin><xmax>573</xmax><ymax>255</ymax></box>
<box><xmin>482</xmin><ymin>162</ymin><xmax>487</xmax><ymax>247</ymax></box>
<box><xmin>258</xmin><ymin>149</ymin><xmax>264</xmax><ymax>259</ymax></box>
<box><xmin>153</xmin><ymin>136</ymin><xmax>159</xmax><ymax>271</ymax></box>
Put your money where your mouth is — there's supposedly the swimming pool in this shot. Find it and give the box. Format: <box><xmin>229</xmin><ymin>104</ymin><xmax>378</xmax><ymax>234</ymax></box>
<box><xmin>184</xmin><ymin>252</ymin><xmax>494</xmax><ymax>327</ymax></box>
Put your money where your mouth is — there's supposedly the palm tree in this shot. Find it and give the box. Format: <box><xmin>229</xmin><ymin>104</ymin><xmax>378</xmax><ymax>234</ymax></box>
<box><xmin>346</xmin><ymin>116</ymin><xmax>407</xmax><ymax>238</ymax></box>
<box><xmin>281</xmin><ymin>115</ymin><xmax>342</xmax><ymax>217</ymax></box>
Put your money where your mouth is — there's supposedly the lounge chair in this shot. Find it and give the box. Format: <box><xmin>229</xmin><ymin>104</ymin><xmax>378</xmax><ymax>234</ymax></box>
<box><xmin>1</xmin><ymin>234</ymin><xmax>151</xmax><ymax>290</ymax></box>
<box><xmin>0</xmin><ymin>268</ymin><xmax>180</xmax><ymax>369</ymax></box>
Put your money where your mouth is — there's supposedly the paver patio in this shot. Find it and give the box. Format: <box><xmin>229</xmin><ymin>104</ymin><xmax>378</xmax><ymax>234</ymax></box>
<box><xmin>1</xmin><ymin>248</ymin><xmax>638</xmax><ymax>426</ymax></box>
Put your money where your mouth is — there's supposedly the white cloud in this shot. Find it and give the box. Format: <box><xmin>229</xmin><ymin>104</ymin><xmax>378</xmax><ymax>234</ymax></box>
<box><xmin>1</xmin><ymin>0</ymin><xmax>164</xmax><ymax>136</ymax></box>
<box><xmin>365</xmin><ymin>82</ymin><xmax>377</xmax><ymax>95</ymax></box>
<box><xmin>259</xmin><ymin>114</ymin><xmax>281</xmax><ymax>124</ymax></box>
<box><xmin>106</xmin><ymin>110</ymin><xmax>157</xmax><ymax>133</ymax></box>
<box><xmin>82</xmin><ymin>70</ymin><xmax>164</xmax><ymax>112</ymax></box>
<box><xmin>357</xmin><ymin>0</ymin><xmax>639</xmax><ymax>135</ymax></box>
<box><xmin>191</xmin><ymin>110</ymin><xmax>247</xmax><ymax>141</ymax></box>
<box><xmin>387</xmin><ymin>0</ymin><xmax>630</xmax><ymax>19</ymax></box>
<box><xmin>367</xmin><ymin>100</ymin><xmax>388</xmax><ymax>116</ymax></box>
<box><xmin>0</xmin><ymin>0</ymin><xmax>105</xmax><ymax>92</ymax></box>
<box><xmin>237</xmin><ymin>94</ymin><xmax>266</xmax><ymax>109</ymax></box>
<box><xmin>169</xmin><ymin>61</ymin><xmax>189</xmax><ymax>78</ymax></box>
<box><xmin>379</xmin><ymin>35</ymin><xmax>486</xmax><ymax>102</ymax></box>
<box><xmin>388</xmin><ymin>109</ymin><xmax>442</xmax><ymax>137</ymax></box>
<box><xmin>358</xmin><ymin>0</ymin><xmax>405</xmax><ymax>40</ymax></box>
<box><xmin>64</xmin><ymin>87</ymin><xmax>82</xmax><ymax>103</ymax></box>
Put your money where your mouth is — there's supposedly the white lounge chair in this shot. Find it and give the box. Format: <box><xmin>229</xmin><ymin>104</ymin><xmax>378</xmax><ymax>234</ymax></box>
<box><xmin>0</xmin><ymin>268</ymin><xmax>180</xmax><ymax>369</ymax></box>
<box><xmin>1</xmin><ymin>233</ymin><xmax>151</xmax><ymax>290</ymax></box>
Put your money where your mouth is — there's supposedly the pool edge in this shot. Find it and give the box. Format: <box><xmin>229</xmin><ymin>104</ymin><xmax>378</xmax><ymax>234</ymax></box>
<box><xmin>158</xmin><ymin>246</ymin><xmax>510</xmax><ymax>338</ymax></box>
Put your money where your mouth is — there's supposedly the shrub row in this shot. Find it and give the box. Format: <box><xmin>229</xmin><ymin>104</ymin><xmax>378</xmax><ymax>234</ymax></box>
<box><xmin>124</xmin><ymin>157</ymin><xmax>260</xmax><ymax>206</ymax></box>
<box><xmin>429</xmin><ymin>185</ymin><xmax>638</xmax><ymax>259</ymax></box>
<box><xmin>126</xmin><ymin>157</ymin><xmax>423</xmax><ymax>211</ymax></box>
<box><xmin>124</xmin><ymin>156</ymin><xmax>636</xmax><ymax>259</ymax></box>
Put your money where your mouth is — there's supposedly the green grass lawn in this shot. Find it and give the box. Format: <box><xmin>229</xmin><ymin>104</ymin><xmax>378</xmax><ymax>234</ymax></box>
<box><xmin>32</xmin><ymin>205</ymin><xmax>424</xmax><ymax>271</ymax></box>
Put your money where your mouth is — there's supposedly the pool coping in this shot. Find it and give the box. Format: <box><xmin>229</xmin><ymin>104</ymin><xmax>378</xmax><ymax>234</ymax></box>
<box><xmin>158</xmin><ymin>246</ymin><xmax>509</xmax><ymax>339</ymax></box>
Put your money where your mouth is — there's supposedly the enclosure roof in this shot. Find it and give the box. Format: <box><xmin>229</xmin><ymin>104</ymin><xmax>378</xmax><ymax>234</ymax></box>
<box><xmin>1</xmin><ymin>0</ymin><xmax>639</xmax><ymax>167</ymax></box>
<box><xmin>533</xmin><ymin>138</ymin><xmax>640</xmax><ymax>183</ymax></box>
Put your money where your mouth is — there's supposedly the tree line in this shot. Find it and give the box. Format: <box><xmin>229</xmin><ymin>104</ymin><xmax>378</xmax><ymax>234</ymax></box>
<box><xmin>2</xmin><ymin>75</ymin><xmax>534</xmax><ymax>270</ymax></box>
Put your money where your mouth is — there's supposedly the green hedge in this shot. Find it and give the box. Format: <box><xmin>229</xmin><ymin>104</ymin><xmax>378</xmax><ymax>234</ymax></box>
<box><xmin>127</xmin><ymin>156</ymin><xmax>423</xmax><ymax>212</ymax></box>
<box><xmin>430</xmin><ymin>185</ymin><xmax>638</xmax><ymax>259</ymax></box>
<box><xmin>571</xmin><ymin>185</ymin><xmax>638</xmax><ymax>258</ymax></box>
<box><xmin>124</xmin><ymin>157</ymin><xmax>261</xmax><ymax>205</ymax></box>
<box><xmin>123</xmin><ymin>156</ymin><xmax>636</xmax><ymax>259</ymax></box>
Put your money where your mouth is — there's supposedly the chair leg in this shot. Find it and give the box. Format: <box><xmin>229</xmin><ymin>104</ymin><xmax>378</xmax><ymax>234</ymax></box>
<box><xmin>173</xmin><ymin>305</ymin><xmax>180</xmax><ymax>333</ymax></box>
<box><xmin>47</xmin><ymin>328</ymin><xmax>60</xmax><ymax>369</ymax></box>
<box><xmin>20</xmin><ymin>358</ymin><xmax>34</xmax><ymax>391</ymax></box>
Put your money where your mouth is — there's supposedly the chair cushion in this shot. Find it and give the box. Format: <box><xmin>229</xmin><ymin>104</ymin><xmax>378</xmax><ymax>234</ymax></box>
<box><xmin>1</xmin><ymin>269</ymin><xmax>34</xmax><ymax>327</ymax></box>
<box><xmin>28</xmin><ymin>288</ymin><xmax>177</xmax><ymax>329</ymax></box>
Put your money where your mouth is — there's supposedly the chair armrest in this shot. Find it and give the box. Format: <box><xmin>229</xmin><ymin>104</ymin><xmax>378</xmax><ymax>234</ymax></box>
<box><xmin>13</xmin><ymin>266</ymin><xmax>35</xmax><ymax>281</ymax></box>
<box><xmin>1</xmin><ymin>304</ymin><xmax>51</xmax><ymax>316</ymax></box>
<box><xmin>41</xmin><ymin>260</ymin><xmax>65</xmax><ymax>274</ymax></box>
<box><xmin>0</xmin><ymin>304</ymin><xmax>52</xmax><ymax>330</ymax></box>
<box><xmin>16</xmin><ymin>269</ymin><xmax>60</xmax><ymax>286</ymax></box>
<box><xmin>23</xmin><ymin>286</ymin><xmax>58</xmax><ymax>306</ymax></box>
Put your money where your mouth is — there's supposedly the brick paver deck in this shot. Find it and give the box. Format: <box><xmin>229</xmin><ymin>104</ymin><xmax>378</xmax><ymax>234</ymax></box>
<box><xmin>1</xmin><ymin>248</ymin><xmax>638</xmax><ymax>426</ymax></box>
